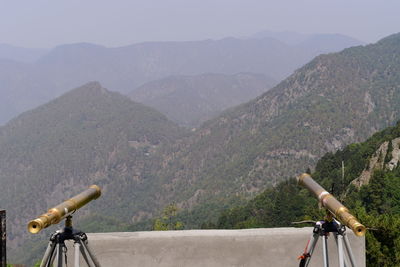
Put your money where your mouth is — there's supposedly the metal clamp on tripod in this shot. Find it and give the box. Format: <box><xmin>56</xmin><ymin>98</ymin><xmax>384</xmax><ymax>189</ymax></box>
<box><xmin>299</xmin><ymin>215</ymin><xmax>358</xmax><ymax>267</ymax></box>
<box><xmin>297</xmin><ymin>173</ymin><xmax>366</xmax><ymax>267</ymax></box>
<box><xmin>27</xmin><ymin>185</ymin><xmax>102</xmax><ymax>267</ymax></box>
<box><xmin>40</xmin><ymin>216</ymin><xmax>100</xmax><ymax>267</ymax></box>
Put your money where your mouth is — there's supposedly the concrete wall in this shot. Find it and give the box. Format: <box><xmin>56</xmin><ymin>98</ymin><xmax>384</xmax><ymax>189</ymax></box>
<box><xmin>73</xmin><ymin>228</ymin><xmax>365</xmax><ymax>267</ymax></box>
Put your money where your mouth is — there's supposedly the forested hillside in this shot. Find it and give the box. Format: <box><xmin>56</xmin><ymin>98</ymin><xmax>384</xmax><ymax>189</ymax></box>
<box><xmin>214</xmin><ymin>121</ymin><xmax>400</xmax><ymax>266</ymax></box>
<box><xmin>0</xmin><ymin>82</ymin><xmax>185</xmax><ymax>263</ymax></box>
<box><xmin>139</xmin><ymin>33</ymin><xmax>400</xmax><ymax>227</ymax></box>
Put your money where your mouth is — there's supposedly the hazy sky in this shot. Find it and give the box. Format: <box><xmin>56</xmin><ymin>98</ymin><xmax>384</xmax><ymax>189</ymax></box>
<box><xmin>1</xmin><ymin>0</ymin><xmax>399</xmax><ymax>48</ymax></box>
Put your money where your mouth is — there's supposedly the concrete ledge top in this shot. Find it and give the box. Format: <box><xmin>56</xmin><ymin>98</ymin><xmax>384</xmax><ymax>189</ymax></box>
<box><xmin>79</xmin><ymin>227</ymin><xmax>365</xmax><ymax>267</ymax></box>
<box><xmin>88</xmin><ymin>227</ymin><xmax>317</xmax><ymax>239</ymax></box>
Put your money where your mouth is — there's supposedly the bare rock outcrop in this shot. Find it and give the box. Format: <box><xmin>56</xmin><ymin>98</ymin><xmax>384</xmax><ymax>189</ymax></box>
<box><xmin>351</xmin><ymin>137</ymin><xmax>400</xmax><ymax>188</ymax></box>
<box><xmin>351</xmin><ymin>141</ymin><xmax>389</xmax><ymax>188</ymax></box>
<box><xmin>387</xmin><ymin>137</ymin><xmax>400</xmax><ymax>171</ymax></box>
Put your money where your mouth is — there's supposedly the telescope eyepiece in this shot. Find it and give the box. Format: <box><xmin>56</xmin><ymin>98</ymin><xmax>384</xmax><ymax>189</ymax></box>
<box><xmin>353</xmin><ymin>223</ymin><xmax>366</xmax><ymax>237</ymax></box>
<box><xmin>28</xmin><ymin>219</ymin><xmax>42</xmax><ymax>234</ymax></box>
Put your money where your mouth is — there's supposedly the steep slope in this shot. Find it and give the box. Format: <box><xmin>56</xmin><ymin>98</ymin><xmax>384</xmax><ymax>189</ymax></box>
<box><xmin>0</xmin><ymin>34</ymin><xmax>362</xmax><ymax>125</ymax></box>
<box><xmin>215</xmin><ymin>121</ymin><xmax>400</xmax><ymax>266</ymax></box>
<box><xmin>129</xmin><ymin>73</ymin><xmax>276</xmax><ymax>127</ymax></box>
<box><xmin>0</xmin><ymin>82</ymin><xmax>184</xmax><ymax>259</ymax></box>
<box><xmin>140</xmin><ymin>33</ymin><xmax>400</xmax><ymax>224</ymax></box>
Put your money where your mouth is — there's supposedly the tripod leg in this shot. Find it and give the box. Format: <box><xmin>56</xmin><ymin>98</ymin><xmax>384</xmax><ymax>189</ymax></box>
<box><xmin>47</xmin><ymin>243</ymin><xmax>58</xmax><ymax>267</ymax></box>
<box><xmin>343</xmin><ymin>234</ymin><xmax>357</xmax><ymax>267</ymax></box>
<box><xmin>300</xmin><ymin>232</ymin><xmax>320</xmax><ymax>267</ymax></box>
<box><xmin>40</xmin><ymin>241</ymin><xmax>57</xmax><ymax>267</ymax></box>
<box><xmin>74</xmin><ymin>241</ymin><xmax>81</xmax><ymax>267</ymax></box>
<box><xmin>333</xmin><ymin>234</ymin><xmax>349</xmax><ymax>267</ymax></box>
<box><xmin>336</xmin><ymin>234</ymin><xmax>345</xmax><ymax>267</ymax></box>
<box><xmin>322</xmin><ymin>235</ymin><xmax>329</xmax><ymax>267</ymax></box>
<box><xmin>78</xmin><ymin>238</ymin><xmax>102</xmax><ymax>267</ymax></box>
<box><xmin>57</xmin><ymin>243</ymin><xmax>65</xmax><ymax>267</ymax></box>
<box><xmin>79</xmin><ymin>244</ymin><xmax>93</xmax><ymax>267</ymax></box>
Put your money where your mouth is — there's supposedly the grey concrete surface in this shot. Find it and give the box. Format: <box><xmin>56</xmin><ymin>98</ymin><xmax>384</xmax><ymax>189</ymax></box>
<box><xmin>68</xmin><ymin>228</ymin><xmax>365</xmax><ymax>267</ymax></box>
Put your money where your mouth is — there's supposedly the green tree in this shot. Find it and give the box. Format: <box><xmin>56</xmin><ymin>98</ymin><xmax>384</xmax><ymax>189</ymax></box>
<box><xmin>153</xmin><ymin>204</ymin><xmax>184</xmax><ymax>231</ymax></box>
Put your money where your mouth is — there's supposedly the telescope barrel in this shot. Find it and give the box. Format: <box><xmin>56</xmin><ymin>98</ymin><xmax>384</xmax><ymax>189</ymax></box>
<box><xmin>297</xmin><ymin>173</ymin><xmax>366</xmax><ymax>237</ymax></box>
<box><xmin>28</xmin><ymin>185</ymin><xmax>101</xmax><ymax>234</ymax></box>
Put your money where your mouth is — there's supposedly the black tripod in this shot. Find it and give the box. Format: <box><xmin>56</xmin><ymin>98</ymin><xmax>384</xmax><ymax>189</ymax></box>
<box><xmin>298</xmin><ymin>217</ymin><xmax>358</xmax><ymax>267</ymax></box>
<box><xmin>40</xmin><ymin>216</ymin><xmax>101</xmax><ymax>267</ymax></box>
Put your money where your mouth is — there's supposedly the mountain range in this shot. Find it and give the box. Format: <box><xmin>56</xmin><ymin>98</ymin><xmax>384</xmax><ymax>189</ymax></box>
<box><xmin>139</xmin><ymin>32</ymin><xmax>400</xmax><ymax>226</ymax></box>
<box><xmin>1</xmin><ymin>33</ymin><xmax>398</xmax><ymax>264</ymax></box>
<box><xmin>0</xmin><ymin>33</ymin><xmax>362</xmax><ymax>125</ymax></box>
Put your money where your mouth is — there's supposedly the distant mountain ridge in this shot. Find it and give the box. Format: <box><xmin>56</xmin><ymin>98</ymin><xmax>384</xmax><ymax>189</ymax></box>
<box><xmin>0</xmin><ymin>34</ymin><xmax>363</xmax><ymax>125</ymax></box>
<box><xmin>251</xmin><ymin>30</ymin><xmax>364</xmax><ymax>45</ymax></box>
<box><xmin>251</xmin><ymin>31</ymin><xmax>364</xmax><ymax>57</ymax></box>
<box><xmin>129</xmin><ymin>73</ymin><xmax>276</xmax><ymax>127</ymax></box>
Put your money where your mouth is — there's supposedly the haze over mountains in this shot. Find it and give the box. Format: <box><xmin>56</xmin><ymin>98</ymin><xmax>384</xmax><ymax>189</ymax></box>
<box><xmin>1</xmin><ymin>33</ymin><xmax>399</xmax><ymax>265</ymax></box>
<box><xmin>130</xmin><ymin>73</ymin><xmax>276</xmax><ymax>127</ymax></box>
<box><xmin>0</xmin><ymin>32</ymin><xmax>362</xmax><ymax>125</ymax></box>
<box><xmin>251</xmin><ymin>31</ymin><xmax>364</xmax><ymax>47</ymax></box>
<box><xmin>0</xmin><ymin>44</ymin><xmax>48</xmax><ymax>63</ymax></box>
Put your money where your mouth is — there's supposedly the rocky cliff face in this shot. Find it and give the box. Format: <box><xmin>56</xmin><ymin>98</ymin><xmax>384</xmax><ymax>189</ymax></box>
<box><xmin>352</xmin><ymin>137</ymin><xmax>400</xmax><ymax>187</ymax></box>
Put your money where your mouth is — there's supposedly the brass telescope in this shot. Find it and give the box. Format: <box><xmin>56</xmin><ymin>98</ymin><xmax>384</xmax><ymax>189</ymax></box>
<box><xmin>297</xmin><ymin>173</ymin><xmax>366</xmax><ymax>237</ymax></box>
<box><xmin>28</xmin><ymin>185</ymin><xmax>101</xmax><ymax>234</ymax></box>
